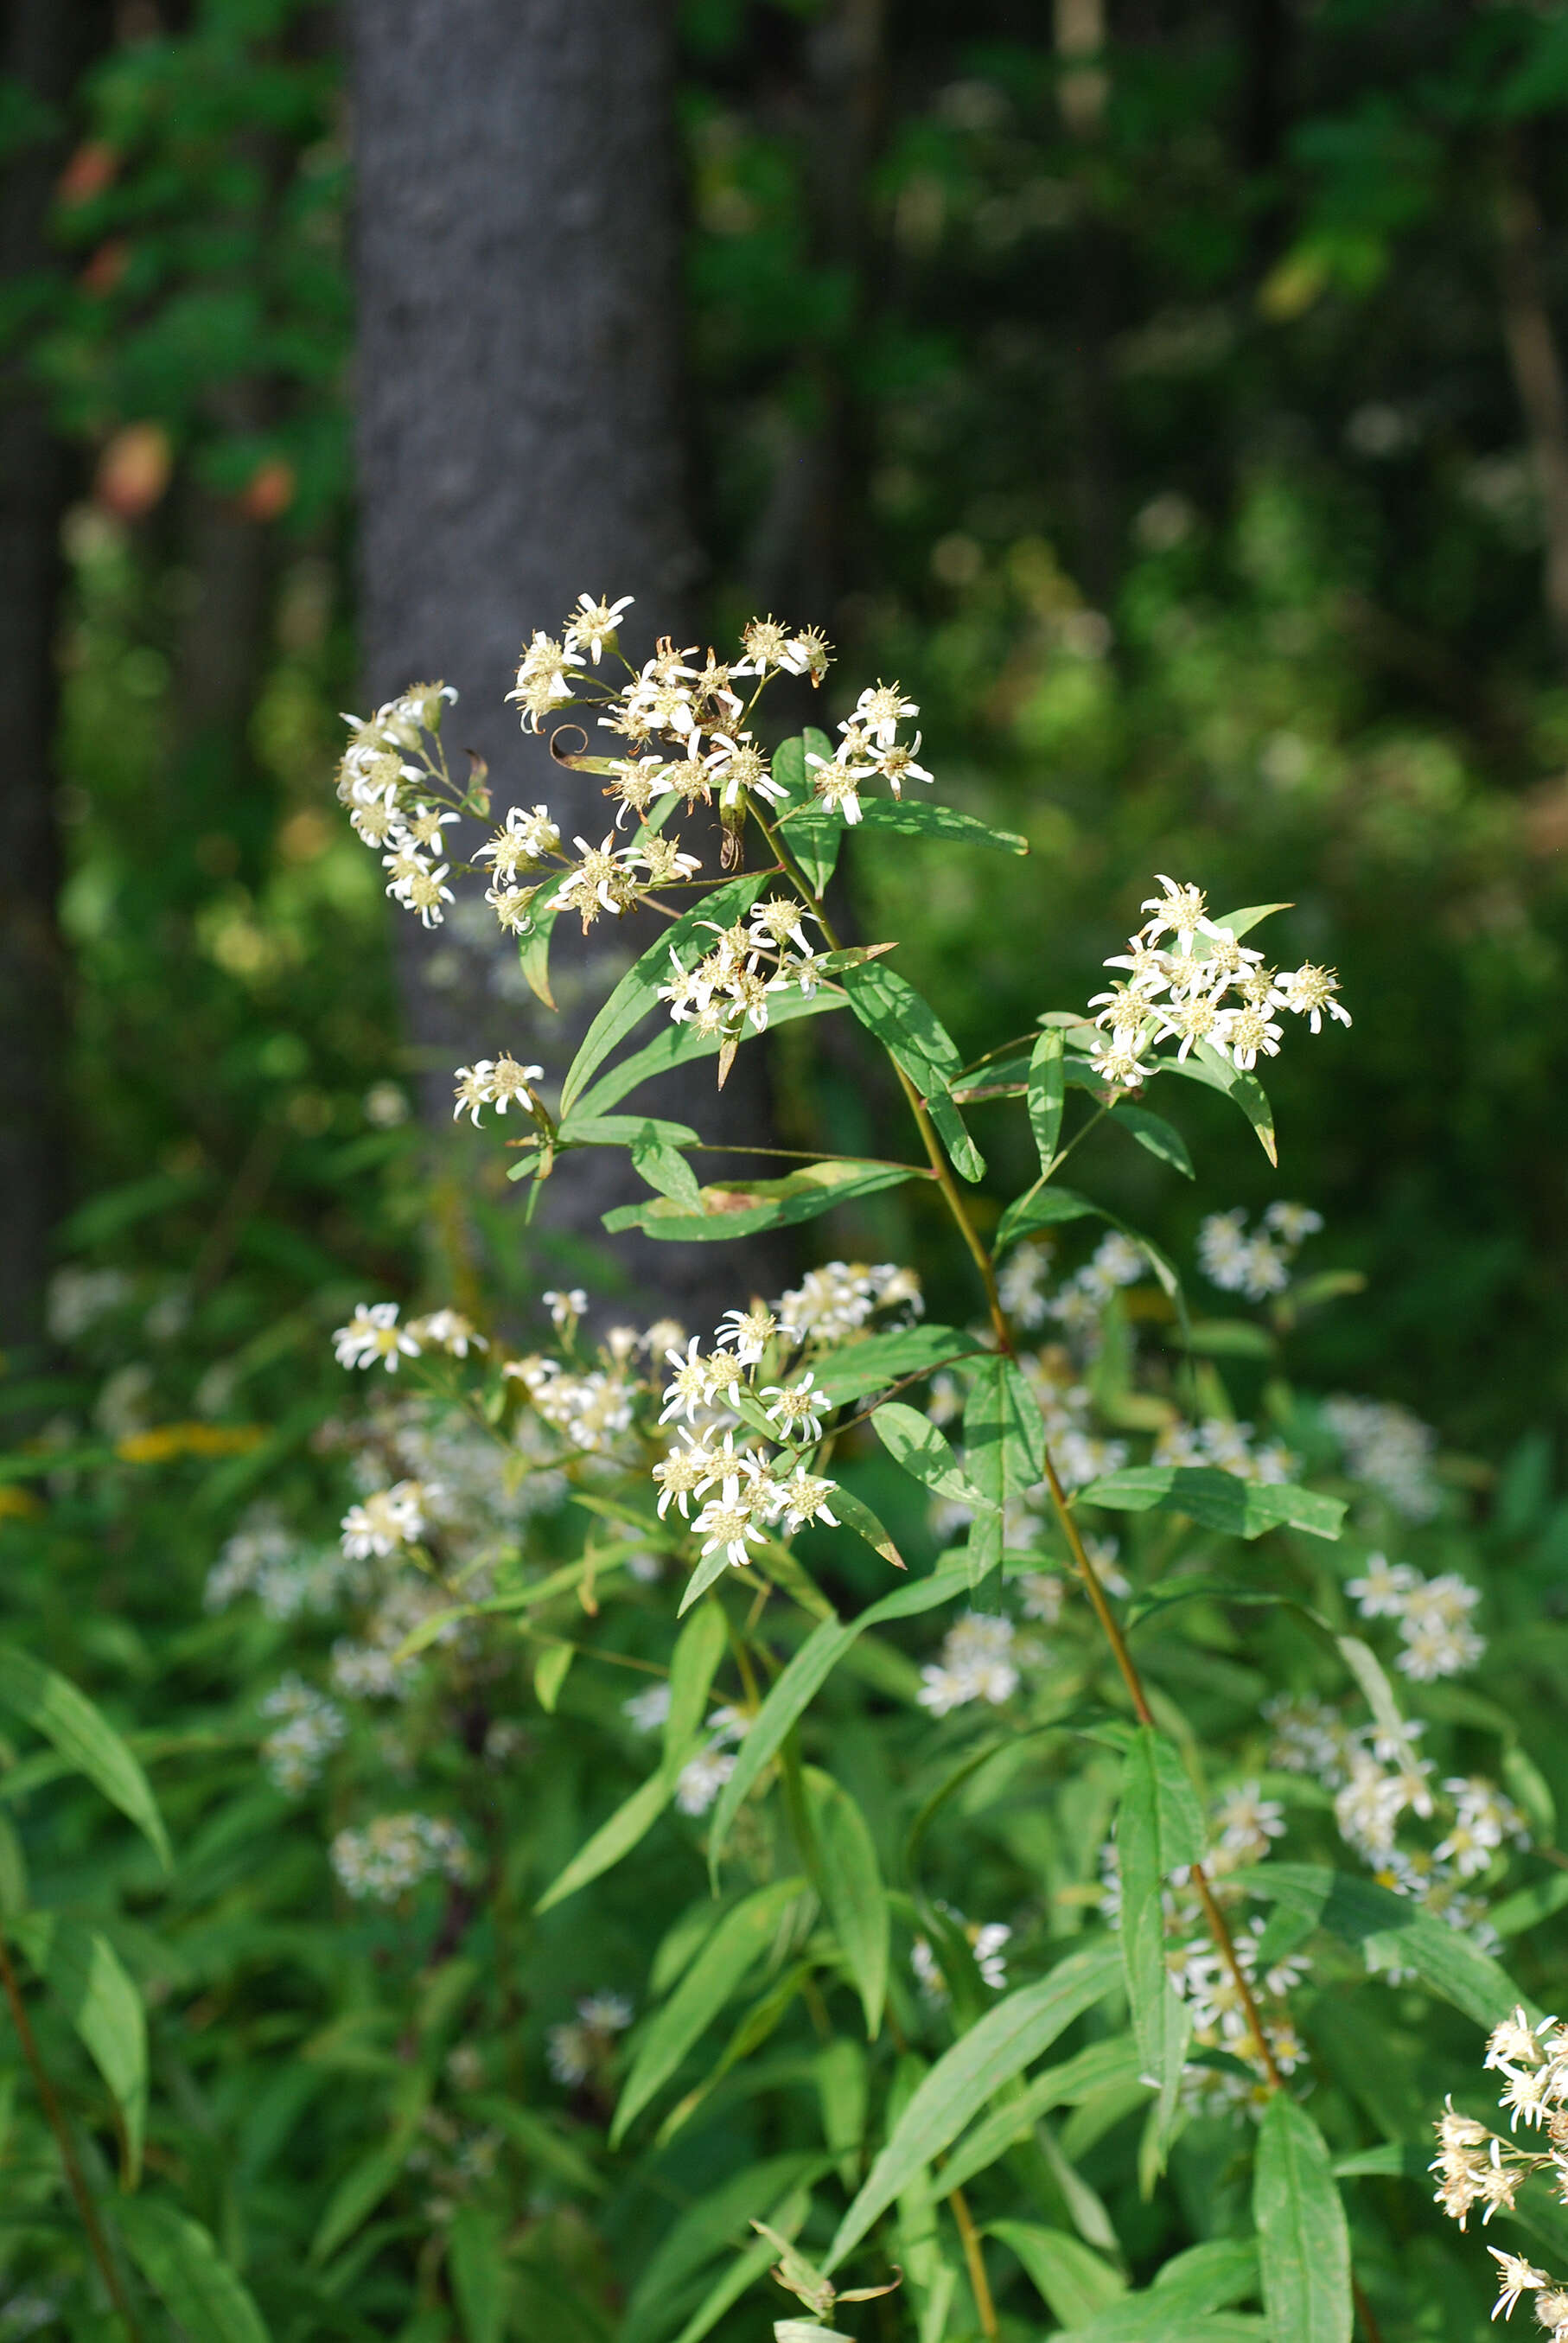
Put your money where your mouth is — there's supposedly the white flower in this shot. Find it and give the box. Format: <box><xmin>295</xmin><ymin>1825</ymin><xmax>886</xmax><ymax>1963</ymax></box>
<box><xmin>1277</xmin><ymin>962</ymin><xmax>1352</xmax><ymax>1033</ymax></box>
<box><xmin>330</xmin><ymin>1812</ymin><xmax>474</xmax><ymax>1904</ymax></box>
<box><xmin>714</xmin><ymin>1303</ymin><xmax>778</xmax><ymax>1363</ymax></box>
<box><xmin>1347</xmin><ymin>1553</ymin><xmax>1418</xmax><ymax>1618</ymax></box>
<box><xmin>406</xmin><ymin>1309</ymin><xmax>488</xmax><ymax>1357</ymax></box>
<box><xmin>477</xmin><ymin>802</ymin><xmax>561</xmax><ymax>877</ymax></box>
<box><xmin>1213</xmin><ymin>1003</ymin><xmax>1284</xmax><ymax>1071</ymax></box>
<box><xmin>564</xmin><ymin>591</ymin><xmax>633</xmax><ymax>662</ymax></box>
<box><xmin>769</xmin><ymin>1465</ymin><xmax>840</xmax><ymax>1535</ymax></box>
<box><xmin>1139</xmin><ymin>875</ymin><xmax>1218</xmax><ymax>948</ymax></box>
<box><xmin>761</xmin><ymin>1375</ymin><xmax>825</xmax><ymax>1443</ymax></box>
<box><xmin>692</xmin><ymin>1487</ymin><xmax>768</xmax><ymax>1569</ymax></box>
<box><xmin>917</xmin><ymin>1614</ymin><xmax>1018</xmax><ymax>1713</ymax></box>
<box><xmin>340</xmin><ymin>1480</ymin><xmax>429</xmax><ymax>1561</ymax></box>
<box><xmin>660</xmin><ymin>1337</ymin><xmax>718</xmax><ymax>1425</ymax></box>
<box><xmin>675</xmin><ymin>1747</ymin><xmax>736</xmax><ymax>1816</ymax></box>
<box><xmin>544</xmin><ymin>1287</ymin><xmax>588</xmax><ymax>1330</ymax></box>
<box><xmin>623</xmin><ymin>1682</ymin><xmax>672</xmax><ymax>1734</ymax></box>
<box><xmin>1488</xmin><ymin>2249</ymin><xmax>1549</xmax><ymax>2321</ymax></box>
<box><xmin>334</xmin><ymin>1302</ymin><xmax>422</xmax><ymax>1373</ymax></box>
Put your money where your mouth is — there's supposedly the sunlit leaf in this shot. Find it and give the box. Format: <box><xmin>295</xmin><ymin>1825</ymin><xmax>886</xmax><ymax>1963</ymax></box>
<box><xmin>11</xmin><ymin>1913</ymin><xmax>147</xmax><ymax>2185</ymax></box>
<box><xmin>802</xmin><ymin>1767</ymin><xmax>889</xmax><ymax>2036</ymax></box>
<box><xmin>0</xmin><ymin>1644</ymin><xmax>171</xmax><ymax>1869</ymax></box>
<box><xmin>1253</xmin><ymin>2093</ymin><xmax>1352</xmax><ymax>2343</ymax></box>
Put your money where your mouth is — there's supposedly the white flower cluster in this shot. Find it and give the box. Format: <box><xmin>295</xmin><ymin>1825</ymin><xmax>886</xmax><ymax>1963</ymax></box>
<box><xmin>47</xmin><ymin>1265</ymin><xmax>131</xmax><ymax>1344</ymax></box>
<box><xmin>259</xmin><ymin>1676</ymin><xmax>347</xmax><ymax>1796</ymax></box>
<box><xmin>800</xmin><ymin>680</ymin><xmax>933</xmax><ymax>825</ymax></box>
<box><xmin>1038</xmin><ymin>1230</ymin><xmax>1149</xmax><ymax>1344</ymax></box>
<box><xmin>655</xmin><ymin>897</ymin><xmax>828</xmax><ymax>1044</ymax></box>
<box><xmin>676</xmin><ymin>1705</ymin><xmax>754</xmax><ymax>1817</ymax></box>
<box><xmin>1323</xmin><ymin>1395</ymin><xmax>1442</xmax><ymax>1520</ymax></box>
<box><xmin>1154</xmin><ymin>1415</ymin><xmax>1299</xmax><ymax>1484</ymax></box>
<box><xmin>1085</xmin><ymin>875</ymin><xmax>1350</xmax><ymax>1089</ymax></box>
<box><xmin>916</xmin><ymin>1612</ymin><xmax>1020</xmax><ymax>1716</ymax></box>
<box><xmin>911</xmin><ymin>1905</ymin><xmax>1011</xmax><ymax>2004</ymax></box>
<box><xmin>1348</xmin><ymin>1552</ymin><xmax>1486</xmax><ymax>1680</ymax></box>
<box><xmin>1198</xmin><ymin>1202</ymin><xmax>1322</xmax><ymax>1302</ymax></box>
<box><xmin>332</xmin><ymin>1302</ymin><xmax>489</xmax><ymax>1372</ymax></box>
<box><xmin>1432</xmin><ymin>2011</ymin><xmax>1568</xmax><ymax>2337</ymax></box>
<box><xmin>340</xmin><ymin>1478</ymin><xmax>431</xmax><ymax>1561</ymax></box>
<box><xmin>329</xmin><ymin>1811</ymin><xmax>475</xmax><ymax>1905</ymax></box>
<box><xmin>774</xmin><ymin>1260</ymin><xmax>922</xmax><ymax>1344</ymax></box>
<box><xmin>206</xmin><ymin>1516</ymin><xmax>360</xmax><ymax>1619</ymax></box>
<box><xmin>333</xmin><ymin>683</ymin><xmax>461</xmax><ymax>927</ymax></box>
<box><xmin>545</xmin><ymin>1990</ymin><xmax>634</xmax><ymax>2087</ymax></box>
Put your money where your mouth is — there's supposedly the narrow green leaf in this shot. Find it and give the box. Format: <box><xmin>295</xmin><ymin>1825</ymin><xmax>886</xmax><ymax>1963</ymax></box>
<box><xmin>708</xmin><ymin>1616</ymin><xmax>855</xmax><ymax>1875</ymax></box>
<box><xmin>117</xmin><ymin>2200</ymin><xmax>271</xmax><ymax>2343</ymax></box>
<box><xmin>841</xmin><ymin>963</ymin><xmax>985</xmax><ymax>1183</ymax></box>
<box><xmin>1208</xmin><ymin>903</ymin><xmax>1291</xmax><ymax>941</ymax></box>
<box><xmin>570</xmin><ymin>985</ymin><xmax>843</xmax><ymax>1120</ymax></box>
<box><xmin>621</xmin><ymin>2156</ymin><xmax>823</xmax><ymax>2343</ymax></box>
<box><xmin>802</xmin><ymin>1768</ymin><xmax>889</xmax><ymax>2037</ymax></box>
<box><xmin>1108</xmin><ymin>1103</ymin><xmax>1194</xmax><ymax>1179</ymax></box>
<box><xmin>1055</xmin><ymin>2238</ymin><xmax>1259</xmax><ymax>2343</ymax></box>
<box><xmin>1253</xmin><ymin>2093</ymin><xmax>1352</xmax><ymax>2343</ymax></box>
<box><xmin>1119</xmin><ymin>1729</ymin><xmax>1204</xmax><ymax>2141</ymax></box>
<box><xmin>773</xmin><ymin>729</ymin><xmax>842</xmax><ymax>895</ymax></box>
<box><xmin>810</xmin><ymin>1325</ymin><xmax>983</xmax><ymax>1407</ymax></box>
<box><xmin>823</xmin><ymin>1941</ymin><xmax>1121</xmax><ymax>2272</ymax></box>
<box><xmin>943</xmin><ymin>2040</ymin><xmax>1145</xmax><ymax>2197</ymax></box>
<box><xmin>667</xmin><ymin>2188</ymin><xmax>811</xmax><ymax>2343</ymax></box>
<box><xmin>962</xmin><ymin>1358</ymin><xmax>1043</xmax><ymax>1587</ymax></box>
<box><xmin>996</xmin><ymin>1183</ymin><xmax>1100</xmax><ymax>1252</ymax></box>
<box><xmin>988</xmin><ymin>2223</ymin><xmax>1125</xmax><ymax>2327</ymax></box>
<box><xmin>309</xmin><ymin>2138</ymin><xmax>411</xmax><ymax>2263</ymax></box>
<box><xmin>449</xmin><ymin>2206</ymin><xmax>507</xmax><ymax>2343</ymax></box>
<box><xmin>871</xmin><ymin>1401</ymin><xmax>983</xmax><ymax>1510</ymax></box>
<box><xmin>846</xmin><ymin>798</ymin><xmax>1029</xmax><ymax>856</ymax></box>
<box><xmin>1028</xmin><ymin>1028</ymin><xmax>1065</xmax><ymax>1174</ymax></box>
<box><xmin>10</xmin><ymin>1914</ymin><xmax>147</xmax><ymax>2186</ymax></box>
<box><xmin>1335</xmin><ymin>1635</ymin><xmax>1407</xmax><ymax>1751</ymax></box>
<box><xmin>533</xmin><ymin>1642</ymin><xmax>573</xmax><ymax>1714</ymax></box>
<box><xmin>665</xmin><ymin>1603</ymin><xmax>730</xmax><ymax>1759</ymax></box>
<box><xmin>0</xmin><ymin>1644</ymin><xmax>171</xmax><ymax>1869</ymax></box>
<box><xmin>1157</xmin><ymin>1044</ymin><xmax>1277</xmax><ymax>1168</ymax></box>
<box><xmin>603</xmin><ymin>1158</ymin><xmax>916</xmax><ymax>1242</ymax></box>
<box><xmin>561</xmin><ymin>872</ymin><xmax>772</xmax><ymax>1112</ymax></box>
<box><xmin>534</xmin><ymin>1746</ymin><xmax>698</xmax><ymax>1915</ymax></box>
<box><xmin>632</xmin><ymin>1139</ymin><xmax>704</xmax><ymax>1209</ymax></box>
<box><xmin>611</xmin><ymin>1879</ymin><xmax>806</xmax><ymax>2144</ymax></box>
<box><xmin>1078</xmin><ymin>1465</ymin><xmax>1345</xmax><ymax>1542</ymax></box>
<box><xmin>556</xmin><ymin>1112</ymin><xmax>701</xmax><ymax>1150</ymax></box>
<box><xmin>826</xmin><ymin>1482</ymin><xmax>905</xmax><ymax>1571</ymax></box>
<box><xmin>1231</xmin><ymin>1862</ymin><xmax>1530</xmax><ymax>2028</ymax></box>
<box><xmin>517</xmin><ymin>892</ymin><xmax>562</xmax><ymax>1008</ymax></box>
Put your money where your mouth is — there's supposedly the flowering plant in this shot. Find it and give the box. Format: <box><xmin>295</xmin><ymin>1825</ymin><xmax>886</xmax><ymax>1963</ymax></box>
<box><xmin>212</xmin><ymin>598</ymin><xmax>1559</xmax><ymax>2343</ymax></box>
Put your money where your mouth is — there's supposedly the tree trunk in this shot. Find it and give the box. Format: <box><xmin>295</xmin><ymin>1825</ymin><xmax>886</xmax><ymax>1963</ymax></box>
<box><xmin>350</xmin><ymin>0</ymin><xmax>782</xmax><ymax>1325</ymax></box>
<box><xmin>0</xmin><ymin>0</ymin><xmax>108</xmax><ymax>1355</ymax></box>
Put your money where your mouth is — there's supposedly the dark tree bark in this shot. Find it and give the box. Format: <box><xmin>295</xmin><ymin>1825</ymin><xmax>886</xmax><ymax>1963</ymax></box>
<box><xmin>350</xmin><ymin>0</ymin><xmax>782</xmax><ymax>1324</ymax></box>
<box><xmin>0</xmin><ymin>0</ymin><xmax>109</xmax><ymax>1354</ymax></box>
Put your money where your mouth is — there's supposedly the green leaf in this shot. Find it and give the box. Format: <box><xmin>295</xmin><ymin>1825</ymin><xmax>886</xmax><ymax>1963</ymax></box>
<box><xmin>1119</xmin><ymin>1728</ymin><xmax>1204</xmax><ymax>2141</ymax></box>
<box><xmin>117</xmin><ymin>2200</ymin><xmax>271</xmax><ymax>2343</ymax></box>
<box><xmin>665</xmin><ymin>1602</ymin><xmax>730</xmax><ymax>1759</ymax></box>
<box><xmin>1335</xmin><ymin>1634</ymin><xmax>1407</xmax><ymax>1752</ymax></box>
<box><xmin>1055</xmin><ymin>2238</ymin><xmax>1259</xmax><ymax>2342</ymax></box>
<box><xmin>570</xmin><ymin>985</ymin><xmax>843</xmax><ymax>1120</ymax></box>
<box><xmin>0</xmin><ymin>1644</ymin><xmax>171</xmax><ymax>1869</ymax></box>
<box><xmin>1157</xmin><ymin>1044</ymin><xmax>1278</xmax><ymax>1168</ymax></box>
<box><xmin>1028</xmin><ymin>1028</ymin><xmax>1066</xmax><ymax>1173</ymax></box>
<box><xmin>309</xmin><ymin>2138</ymin><xmax>411</xmax><ymax>2263</ymax></box>
<box><xmin>611</xmin><ymin>1879</ymin><xmax>806</xmax><ymax>2144</ymax></box>
<box><xmin>841</xmin><ymin>963</ymin><xmax>985</xmax><ymax>1183</ymax></box>
<box><xmin>603</xmin><ymin>1157</ymin><xmax>917</xmax><ymax>1242</ymax></box>
<box><xmin>996</xmin><ymin>1183</ymin><xmax>1100</xmax><ymax>1252</ymax></box>
<box><xmin>556</xmin><ymin>1111</ymin><xmax>701</xmax><ymax>1150</ymax></box>
<box><xmin>802</xmin><ymin>1768</ymin><xmax>889</xmax><ymax>2036</ymax></box>
<box><xmin>560</xmin><ymin>872</ymin><xmax>772</xmax><ymax>1112</ymax></box>
<box><xmin>533</xmin><ymin>1642</ymin><xmax>573</xmax><ymax>1714</ymax></box>
<box><xmin>962</xmin><ymin>1358</ymin><xmax>1043</xmax><ymax>1586</ymax></box>
<box><xmin>10</xmin><ymin>1915</ymin><xmax>147</xmax><ymax>2186</ymax></box>
<box><xmin>943</xmin><ymin>2039</ymin><xmax>1145</xmax><ymax>2196</ymax></box>
<box><xmin>823</xmin><ymin>1940</ymin><xmax>1121</xmax><ymax>2272</ymax></box>
<box><xmin>810</xmin><ymin>1325</ymin><xmax>983</xmax><ymax>1407</ymax></box>
<box><xmin>667</xmin><ymin>2188</ymin><xmax>811</xmax><ymax>2343</ymax></box>
<box><xmin>847</xmin><ymin>797</ymin><xmax>1028</xmax><ymax>856</ymax></box>
<box><xmin>872</xmin><ymin>1401</ymin><xmax>983</xmax><ymax>1510</ymax></box>
<box><xmin>1209</xmin><ymin>903</ymin><xmax>1291</xmax><ymax>940</ymax></box>
<box><xmin>534</xmin><ymin>1746</ymin><xmax>698</xmax><ymax>1915</ymax></box>
<box><xmin>1078</xmin><ymin>1466</ymin><xmax>1345</xmax><ymax>1542</ymax></box>
<box><xmin>1232</xmin><ymin>1863</ymin><xmax>1530</xmax><ymax>2028</ymax></box>
<box><xmin>1253</xmin><ymin>2093</ymin><xmax>1352</xmax><ymax>2343</ymax></box>
<box><xmin>1109</xmin><ymin>1103</ymin><xmax>1194</xmax><ymax>1180</ymax></box>
<box><xmin>449</xmin><ymin>2206</ymin><xmax>507</xmax><ymax>2343</ymax></box>
<box><xmin>825</xmin><ymin>1481</ymin><xmax>905</xmax><ymax>1571</ymax></box>
<box><xmin>621</xmin><ymin>2156</ymin><xmax>824</xmax><ymax>2343</ymax></box>
<box><xmin>988</xmin><ymin>2223</ymin><xmax>1125</xmax><ymax>2327</ymax></box>
<box><xmin>517</xmin><ymin>891</ymin><xmax>562</xmax><ymax>1008</ymax></box>
<box><xmin>773</xmin><ymin>730</ymin><xmax>842</xmax><ymax>895</ymax></box>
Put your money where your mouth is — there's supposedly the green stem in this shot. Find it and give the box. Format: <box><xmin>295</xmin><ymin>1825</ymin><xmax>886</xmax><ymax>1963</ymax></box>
<box><xmin>0</xmin><ymin>1923</ymin><xmax>143</xmax><ymax>2341</ymax></box>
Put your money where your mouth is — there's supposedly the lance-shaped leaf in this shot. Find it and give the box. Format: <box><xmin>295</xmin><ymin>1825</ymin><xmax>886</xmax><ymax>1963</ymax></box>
<box><xmin>611</xmin><ymin>1876</ymin><xmax>806</xmax><ymax>2143</ymax></box>
<box><xmin>987</xmin><ymin>2223</ymin><xmax>1125</xmax><ymax>2328</ymax></box>
<box><xmin>0</xmin><ymin>1644</ymin><xmax>170</xmax><ymax>1869</ymax></box>
<box><xmin>845</xmin><ymin>798</ymin><xmax>1028</xmax><ymax>857</ymax></box>
<box><xmin>871</xmin><ymin>1401</ymin><xmax>984</xmax><ymax>1510</ymax></box>
<box><xmin>534</xmin><ymin>1739</ymin><xmax>702</xmax><ymax>1914</ymax></box>
<box><xmin>1028</xmin><ymin>1027</ymin><xmax>1065</xmax><ymax>1173</ymax></box>
<box><xmin>823</xmin><ymin>1940</ymin><xmax>1121</xmax><ymax>2271</ymax></box>
<box><xmin>620</xmin><ymin>2155</ymin><xmax>825</xmax><ymax>2343</ymax></box>
<box><xmin>603</xmin><ymin>1158</ymin><xmax>918</xmax><ymax>1242</ymax></box>
<box><xmin>1077</xmin><ymin>1465</ymin><xmax>1344</xmax><ymax>1542</ymax></box>
<box><xmin>532</xmin><ymin>1642</ymin><xmax>572</xmax><ymax>1714</ymax></box>
<box><xmin>449</xmin><ymin>2206</ymin><xmax>508</xmax><ymax>2343</ymax></box>
<box><xmin>1156</xmin><ymin>1042</ymin><xmax>1278</xmax><ymax>1167</ymax></box>
<box><xmin>1253</xmin><ymin>2093</ymin><xmax>1353</xmax><ymax>2343</ymax></box>
<box><xmin>10</xmin><ymin>1913</ymin><xmax>147</xmax><ymax>2185</ymax></box>
<box><xmin>803</xmin><ymin>1768</ymin><xmax>889</xmax><ymax>2037</ymax></box>
<box><xmin>1053</xmin><ymin>2238</ymin><xmax>1260</xmax><ymax>2342</ymax></box>
<box><xmin>810</xmin><ymin>1324</ymin><xmax>983</xmax><ymax>1407</ymax></box>
<box><xmin>1229</xmin><ymin>1862</ymin><xmax>1531</xmax><ymax>2028</ymax></box>
<box><xmin>827</xmin><ymin>1481</ymin><xmax>905</xmax><ymax>1571</ymax></box>
<box><xmin>516</xmin><ymin>891</ymin><xmax>563</xmax><ymax>1008</ymax></box>
<box><xmin>665</xmin><ymin>1602</ymin><xmax>730</xmax><ymax>1759</ymax></box>
<box><xmin>996</xmin><ymin>1186</ymin><xmax>1183</xmax><ymax>1308</ymax></box>
<box><xmin>570</xmin><ymin>985</ymin><xmax>844</xmax><ymax>1119</ymax></box>
<box><xmin>1118</xmin><ymin>1729</ymin><xmax>1205</xmax><ymax>2142</ymax></box>
<box><xmin>560</xmin><ymin>871</ymin><xmax>773</xmax><ymax>1112</ymax></box>
<box><xmin>963</xmin><ymin>1357</ymin><xmax>1044</xmax><ymax>1587</ymax></box>
<box><xmin>841</xmin><ymin>962</ymin><xmax>985</xmax><ymax>1183</ymax></box>
<box><xmin>772</xmin><ymin>728</ymin><xmax>842</xmax><ymax>896</ymax></box>
<box><xmin>117</xmin><ymin>2200</ymin><xmax>271</xmax><ymax>2343</ymax></box>
<box><xmin>1108</xmin><ymin>1102</ymin><xmax>1194</xmax><ymax>1180</ymax></box>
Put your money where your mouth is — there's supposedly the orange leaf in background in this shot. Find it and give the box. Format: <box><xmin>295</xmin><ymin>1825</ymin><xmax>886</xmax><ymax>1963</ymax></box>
<box><xmin>95</xmin><ymin>421</ymin><xmax>172</xmax><ymax>518</ymax></box>
<box><xmin>238</xmin><ymin>457</ymin><xmax>296</xmax><ymax>521</ymax></box>
<box><xmin>57</xmin><ymin>140</ymin><xmax>118</xmax><ymax>206</ymax></box>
